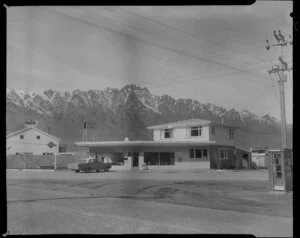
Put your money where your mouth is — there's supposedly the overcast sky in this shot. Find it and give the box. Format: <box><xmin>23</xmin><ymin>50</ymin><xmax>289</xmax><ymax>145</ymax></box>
<box><xmin>7</xmin><ymin>3</ymin><xmax>293</xmax><ymax>123</ymax></box>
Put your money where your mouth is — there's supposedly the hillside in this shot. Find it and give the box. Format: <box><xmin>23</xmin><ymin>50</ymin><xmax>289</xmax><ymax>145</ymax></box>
<box><xmin>6</xmin><ymin>85</ymin><xmax>293</xmax><ymax>150</ymax></box>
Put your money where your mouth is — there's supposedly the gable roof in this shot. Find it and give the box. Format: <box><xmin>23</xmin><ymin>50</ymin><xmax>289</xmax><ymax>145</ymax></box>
<box><xmin>6</xmin><ymin>126</ymin><xmax>61</xmax><ymax>141</ymax></box>
<box><xmin>147</xmin><ymin>118</ymin><xmax>237</xmax><ymax>130</ymax></box>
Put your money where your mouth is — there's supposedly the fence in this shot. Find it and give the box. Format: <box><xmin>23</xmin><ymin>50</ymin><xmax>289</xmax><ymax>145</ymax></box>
<box><xmin>6</xmin><ymin>154</ymin><xmax>85</xmax><ymax>169</ymax></box>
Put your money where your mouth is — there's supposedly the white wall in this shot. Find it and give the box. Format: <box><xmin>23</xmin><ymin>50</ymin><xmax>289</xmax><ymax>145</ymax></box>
<box><xmin>154</xmin><ymin>130</ymin><xmax>161</xmax><ymax>140</ymax></box>
<box><xmin>152</xmin><ymin>125</ymin><xmax>236</xmax><ymax>146</ymax></box>
<box><xmin>7</xmin><ymin>129</ymin><xmax>59</xmax><ymax>155</ymax></box>
<box><xmin>209</xmin><ymin>126</ymin><xmax>235</xmax><ymax>146</ymax></box>
<box><xmin>153</xmin><ymin>126</ymin><xmax>210</xmax><ymax>141</ymax></box>
<box><xmin>251</xmin><ymin>153</ymin><xmax>267</xmax><ymax>168</ymax></box>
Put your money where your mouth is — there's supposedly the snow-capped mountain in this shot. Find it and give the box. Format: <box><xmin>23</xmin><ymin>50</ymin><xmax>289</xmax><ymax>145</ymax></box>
<box><xmin>6</xmin><ymin>85</ymin><xmax>292</xmax><ymax>149</ymax></box>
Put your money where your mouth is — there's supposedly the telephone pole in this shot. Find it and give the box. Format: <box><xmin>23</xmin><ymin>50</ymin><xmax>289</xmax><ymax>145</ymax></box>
<box><xmin>266</xmin><ymin>30</ymin><xmax>292</xmax><ymax>149</ymax></box>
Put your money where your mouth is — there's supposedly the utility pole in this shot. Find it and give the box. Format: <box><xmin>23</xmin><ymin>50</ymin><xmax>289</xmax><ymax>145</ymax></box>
<box><xmin>266</xmin><ymin>30</ymin><xmax>292</xmax><ymax>149</ymax></box>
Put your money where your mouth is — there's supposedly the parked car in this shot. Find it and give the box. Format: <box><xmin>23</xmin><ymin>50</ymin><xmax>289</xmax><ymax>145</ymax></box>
<box><xmin>68</xmin><ymin>158</ymin><xmax>111</xmax><ymax>173</ymax></box>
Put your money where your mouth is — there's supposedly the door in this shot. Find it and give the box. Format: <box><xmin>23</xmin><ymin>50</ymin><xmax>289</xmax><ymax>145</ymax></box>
<box><xmin>273</xmin><ymin>153</ymin><xmax>284</xmax><ymax>190</ymax></box>
<box><xmin>132</xmin><ymin>152</ymin><xmax>139</xmax><ymax>167</ymax></box>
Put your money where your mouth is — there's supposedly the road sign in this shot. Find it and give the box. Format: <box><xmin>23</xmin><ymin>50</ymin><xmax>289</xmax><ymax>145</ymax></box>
<box><xmin>47</xmin><ymin>142</ymin><xmax>56</xmax><ymax>148</ymax></box>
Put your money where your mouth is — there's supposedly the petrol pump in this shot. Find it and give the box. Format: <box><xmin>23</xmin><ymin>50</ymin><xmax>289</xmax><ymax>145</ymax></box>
<box><xmin>268</xmin><ymin>148</ymin><xmax>293</xmax><ymax>192</ymax></box>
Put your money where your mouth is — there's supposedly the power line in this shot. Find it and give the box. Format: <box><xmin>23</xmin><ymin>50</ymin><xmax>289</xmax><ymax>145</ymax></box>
<box><xmin>147</xmin><ymin>68</ymin><xmax>242</xmax><ymax>88</ymax></box>
<box><xmin>144</xmin><ymin>49</ymin><xmax>277</xmax><ymax>88</ymax></box>
<box><xmin>102</xmin><ymin>6</ymin><xmax>265</xmax><ymax>65</ymax></box>
<box><xmin>116</xmin><ymin>6</ymin><xmax>269</xmax><ymax>63</ymax></box>
<box><xmin>37</xmin><ymin>6</ymin><xmax>270</xmax><ymax>82</ymax></box>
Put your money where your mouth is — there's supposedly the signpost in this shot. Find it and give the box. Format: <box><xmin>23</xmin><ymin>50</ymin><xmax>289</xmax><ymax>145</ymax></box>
<box><xmin>48</xmin><ymin>142</ymin><xmax>57</xmax><ymax>170</ymax></box>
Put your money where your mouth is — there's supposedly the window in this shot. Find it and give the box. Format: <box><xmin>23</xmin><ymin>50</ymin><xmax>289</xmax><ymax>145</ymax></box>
<box><xmin>229</xmin><ymin>128</ymin><xmax>234</xmax><ymax>139</ymax></box>
<box><xmin>20</xmin><ymin>135</ymin><xmax>24</xmax><ymax>139</ymax></box>
<box><xmin>43</xmin><ymin>152</ymin><xmax>53</xmax><ymax>155</ymax></box>
<box><xmin>190</xmin><ymin>148</ymin><xmax>208</xmax><ymax>160</ymax></box>
<box><xmin>163</xmin><ymin>129</ymin><xmax>172</xmax><ymax>138</ymax></box>
<box><xmin>190</xmin><ymin>126</ymin><xmax>202</xmax><ymax>137</ymax></box>
<box><xmin>36</xmin><ymin>135</ymin><xmax>40</xmax><ymax>140</ymax></box>
<box><xmin>219</xmin><ymin>148</ymin><xmax>228</xmax><ymax>159</ymax></box>
<box><xmin>211</xmin><ymin>126</ymin><xmax>215</xmax><ymax>135</ymax></box>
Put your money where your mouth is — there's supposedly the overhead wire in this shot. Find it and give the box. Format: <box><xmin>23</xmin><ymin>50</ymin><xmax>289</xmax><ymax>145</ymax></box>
<box><xmin>116</xmin><ymin>6</ymin><xmax>269</xmax><ymax>63</ymax></box>
<box><xmin>32</xmin><ymin>6</ymin><xmax>287</xmax><ymax>129</ymax></box>
<box><xmin>37</xmin><ymin>6</ymin><xmax>271</xmax><ymax>83</ymax></box>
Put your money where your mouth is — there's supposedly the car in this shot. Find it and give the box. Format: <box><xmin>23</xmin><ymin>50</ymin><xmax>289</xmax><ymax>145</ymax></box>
<box><xmin>68</xmin><ymin>157</ymin><xmax>112</xmax><ymax>173</ymax></box>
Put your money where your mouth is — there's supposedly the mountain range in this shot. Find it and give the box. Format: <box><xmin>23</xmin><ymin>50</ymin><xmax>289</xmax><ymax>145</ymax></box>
<box><xmin>6</xmin><ymin>84</ymin><xmax>293</xmax><ymax>150</ymax></box>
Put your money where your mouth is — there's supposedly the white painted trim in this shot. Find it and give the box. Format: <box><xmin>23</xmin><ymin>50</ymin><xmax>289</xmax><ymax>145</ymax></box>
<box><xmin>7</xmin><ymin>126</ymin><xmax>61</xmax><ymax>141</ymax></box>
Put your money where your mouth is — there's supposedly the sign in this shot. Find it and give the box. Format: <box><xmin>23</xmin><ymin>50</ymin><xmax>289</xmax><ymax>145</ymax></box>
<box><xmin>273</xmin><ymin>153</ymin><xmax>281</xmax><ymax>159</ymax></box>
<box><xmin>274</xmin><ymin>185</ymin><xmax>284</xmax><ymax>191</ymax></box>
<box><xmin>25</xmin><ymin>120</ymin><xmax>36</xmax><ymax>125</ymax></box>
<box><xmin>84</xmin><ymin>122</ymin><xmax>96</xmax><ymax>129</ymax></box>
<box><xmin>47</xmin><ymin>142</ymin><xmax>56</xmax><ymax>148</ymax></box>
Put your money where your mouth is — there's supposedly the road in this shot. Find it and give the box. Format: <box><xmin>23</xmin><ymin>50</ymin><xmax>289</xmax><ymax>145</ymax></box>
<box><xmin>6</xmin><ymin>170</ymin><xmax>293</xmax><ymax>236</ymax></box>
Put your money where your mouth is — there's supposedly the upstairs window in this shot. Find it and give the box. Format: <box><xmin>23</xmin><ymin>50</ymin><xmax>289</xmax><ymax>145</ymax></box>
<box><xmin>229</xmin><ymin>128</ymin><xmax>234</xmax><ymax>139</ymax></box>
<box><xmin>20</xmin><ymin>135</ymin><xmax>24</xmax><ymax>139</ymax></box>
<box><xmin>163</xmin><ymin>129</ymin><xmax>172</xmax><ymax>138</ymax></box>
<box><xmin>190</xmin><ymin>126</ymin><xmax>202</xmax><ymax>137</ymax></box>
<box><xmin>36</xmin><ymin>135</ymin><xmax>40</xmax><ymax>140</ymax></box>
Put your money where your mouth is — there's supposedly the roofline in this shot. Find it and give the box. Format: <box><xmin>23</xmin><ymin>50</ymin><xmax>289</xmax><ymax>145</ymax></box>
<box><xmin>147</xmin><ymin>121</ymin><xmax>238</xmax><ymax>130</ymax></box>
<box><xmin>75</xmin><ymin>140</ymin><xmax>218</xmax><ymax>147</ymax></box>
<box><xmin>6</xmin><ymin>126</ymin><xmax>61</xmax><ymax>141</ymax></box>
<box><xmin>235</xmin><ymin>146</ymin><xmax>251</xmax><ymax>153</ymax></box>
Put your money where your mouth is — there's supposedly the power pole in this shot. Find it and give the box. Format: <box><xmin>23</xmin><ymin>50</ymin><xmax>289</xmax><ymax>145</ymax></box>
<box><xmin>266</xmin><ymin>30</ymin><xmax>292</xmax><ymax>149</ymax></box>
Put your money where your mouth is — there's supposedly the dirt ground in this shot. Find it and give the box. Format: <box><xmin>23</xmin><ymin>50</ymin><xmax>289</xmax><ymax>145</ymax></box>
<box><xmin>7</xmin><ymin>169</ymin><xmax>292</xmax><ymax>218</ymax></box>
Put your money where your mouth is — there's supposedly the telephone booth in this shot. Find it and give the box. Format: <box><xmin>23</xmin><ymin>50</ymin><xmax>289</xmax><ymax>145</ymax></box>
<box><xmin>268</xmin><ymin>149</ymin><xmax>293</xmax><ymax>192</ymax></box>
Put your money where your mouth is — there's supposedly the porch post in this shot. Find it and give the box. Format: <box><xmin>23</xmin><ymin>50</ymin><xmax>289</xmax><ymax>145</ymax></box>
<box><xmin>158</xmin><ymin>152</ymin><xmax>161</xmax><ymax>165</ymax></box>
<box><xmin>139</xmin><ymin>151</ymin><xmax>144</xmax><ymax>170</ymax></box>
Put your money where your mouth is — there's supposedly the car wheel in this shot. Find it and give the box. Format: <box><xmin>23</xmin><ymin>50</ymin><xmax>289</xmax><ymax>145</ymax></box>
<box><xmin>105</xmin><ymin>168</ymin><xmax>109</xmax><ymax>172</ymax></box>
<box><xmin>96</xmin><ymin>170</ymin><xmax>100</xmax><ymax>172</ymax></box>
<box><xmin>75</xmin><ymin>170</ymin><xmax>80</xmax><ymax>173</ymax></box>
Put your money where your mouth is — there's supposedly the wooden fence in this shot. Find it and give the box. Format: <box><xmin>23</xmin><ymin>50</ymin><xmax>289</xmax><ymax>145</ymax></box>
<box><xmin>6</xmin><ymin>154</ymin><xmax>84</xmax><ymax>169</ymax></box>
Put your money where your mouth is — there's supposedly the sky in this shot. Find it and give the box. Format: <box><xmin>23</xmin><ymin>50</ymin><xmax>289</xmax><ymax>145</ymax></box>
<box><xmin>7</xmin><ymin>3</ymin><xmax>293</xmax><ymax>123</ymax></box>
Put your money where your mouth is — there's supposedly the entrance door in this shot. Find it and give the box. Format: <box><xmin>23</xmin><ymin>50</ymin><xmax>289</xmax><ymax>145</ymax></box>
<box><xmin>273</xmin><ymin>153</ymin><xmax>284</xmax><ymax>190</ymax></box>
<box><xmin>132</xmin><ymin>152</ymin><xmax>139</xmax><ymax>167</ymax></box>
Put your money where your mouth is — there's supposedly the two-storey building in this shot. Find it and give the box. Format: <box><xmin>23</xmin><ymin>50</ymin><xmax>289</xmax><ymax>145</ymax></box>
<box><xmin>75</xmin><ymin>118</ymin><xmax>251</xmax><ymax>170</ymax></box>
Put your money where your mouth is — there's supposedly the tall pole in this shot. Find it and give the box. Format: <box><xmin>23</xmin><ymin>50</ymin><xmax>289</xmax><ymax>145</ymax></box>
<box><xmin>266</xmin><ymin>30</ymin><xmax>292</xmax><ymax>150</ymax></box>
<box><xmin>278</xmin><ymin>76</ymin><xmax>287</xmax><ymax>149</ymax></box>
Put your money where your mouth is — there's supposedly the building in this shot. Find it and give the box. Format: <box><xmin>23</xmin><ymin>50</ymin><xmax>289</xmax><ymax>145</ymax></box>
<box><xmin>6</xmin><ymin>122</ymin><xmax>61</xmax><ymax>155</ymax></box>
<box><xmin>75</xmin><ymin>118</ymin><xmax>251</xmax><ymax>170</ymax></box>
<box><xmin>251</xmin><ymin>147</ymin><xmax>269</xmax><ymax>168</ymax></box>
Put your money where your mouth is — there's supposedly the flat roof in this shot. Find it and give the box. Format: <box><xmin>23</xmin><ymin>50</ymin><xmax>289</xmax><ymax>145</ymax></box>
<box><xmin>147</xmin><ymin>118</ymin><xmax>238</xmax><ymax>130</ymax></box>
<box><xmin>75</xmin><ymin>140</ymin><xmax>218</xmax><ymax>148</ymax></box>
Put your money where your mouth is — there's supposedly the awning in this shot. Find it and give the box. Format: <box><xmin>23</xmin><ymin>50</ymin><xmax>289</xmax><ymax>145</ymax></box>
<box><xmin>75</xmin><ymin>140</ymin><xmax>217</xmax><ymax>148</ymax></box>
